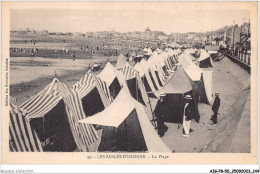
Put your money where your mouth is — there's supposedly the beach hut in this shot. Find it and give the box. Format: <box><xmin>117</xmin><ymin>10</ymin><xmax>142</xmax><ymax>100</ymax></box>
<box><xmin>78</xmin><ymin>89</ymin><xmax>171</xmax><ymax>152</ymax></box>
<box><xmin>19</xmin><ymin>78</ymin><xmax>99</xmax><ymax>152</ymax></box>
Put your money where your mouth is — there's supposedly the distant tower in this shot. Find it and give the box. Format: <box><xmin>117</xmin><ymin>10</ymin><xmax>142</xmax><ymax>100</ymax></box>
<box><xmin>145</xmin><ymin>27</ymin><xmax>151</xmax><ymax>32</ymax></box>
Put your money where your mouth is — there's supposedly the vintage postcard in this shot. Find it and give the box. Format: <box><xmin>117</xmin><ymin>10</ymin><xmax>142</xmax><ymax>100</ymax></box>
<box><xmin>1</xmin><ymin>1</ymin><xmax>258</xmax><ymax>165</ymax></box>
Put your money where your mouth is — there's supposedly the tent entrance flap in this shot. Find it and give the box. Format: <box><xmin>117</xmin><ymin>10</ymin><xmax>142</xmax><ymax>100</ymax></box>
<box><xmin>82</xmin><ymin>87</ymin><xmax>105</xmax><ymax>117</ymax></box>
<box><xmin>109</xmin><ymin>78</ymin><xmax>121</xmax><ymax>99</ymax></box>
<box><xmin>126</xmin><ymin>78</ymin><xmax>146</xmax><ymax>106</ymax></box>
<box><xmin>30</xmin><ymin>100</ymin><xmax>76</xmax><ymax>152</ymax></box>
<box><xmin>199</xmin><ymin>57</ymin><xmax>213</xmax><ymax>68</ymax></box>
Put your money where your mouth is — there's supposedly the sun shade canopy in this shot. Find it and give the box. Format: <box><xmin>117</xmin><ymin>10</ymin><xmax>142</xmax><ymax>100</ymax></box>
<box><xmin>78</xmin><ymin>90</ymin><xmax>135</xmax><ymax>128</ymax></box>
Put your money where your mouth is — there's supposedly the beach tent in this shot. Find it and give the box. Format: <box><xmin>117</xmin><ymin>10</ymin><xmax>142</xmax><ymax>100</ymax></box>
<box><xmin>78</xmin><ymin>90</ymin><xmax>171</xmax><ymax>152</ymax></box>
<box><xmin>183</xmin><ymin>63</ymin><xmax>213</xmax><ymax>104</ymax></box>
<box><xmin>9</xmin><ymin>103</ymin><xmax>43</xmax><ymax>152</ymax></box>
<box><xmin>19</xmin><ymin>78</ymin><xmax>99</xmax><ymax>152</ymax></box>
<box><xmin>99</xmin><ymin>62</ymin><xmax>122</xmax><ymax>99</ymax></box>
<box><xmin>140</xmin><ymin>59</ymin><xmax>161</xmax><ymax>90</ymax></box>
<box><xmin>72</xmin><ymin>70</ymin><xmax>112</xmax><ymax>117</ymax></box>
<box><xmin>134</xmin><ymin>63</ymin><xmax>159</xmax><ymax>98</ymax></box>
<box><xmin>197</xmin><ymin>50</ymin><xmax>214</xmax><ymax>68</ymax></box>
<box><xmin>116</xmin><ymin>53</ymin><xmax>127</xmax><ymax>70</ymax></box>
<box><xmin>134</xmin><ymin>62</ymin><xmax>155</xmax><ymax>92</ymax></box>
<box><xmin>158</xmin><ymin>67</ymin><xmax>200</xmax><ymax>123</ymax></box>
<box><xmin>202</xmin><ymin>71</ymin><xmax>214</xmax><ymax>104</ymax></box>
<box><xmin>146</xmin><ymin>54</ymin><xmax>167</xmax><ymax>86</ymax></box>
<box><xmin>120</xmin><ymin>63</ymin><xmax>149</xmax><ymax>106</ymax></box>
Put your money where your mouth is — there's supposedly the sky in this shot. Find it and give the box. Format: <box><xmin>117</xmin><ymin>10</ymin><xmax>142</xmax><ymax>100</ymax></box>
<box><xmin>10</xmin><ymin>7</ymin><xmax>250</xmax><ymax>34</ymax></box>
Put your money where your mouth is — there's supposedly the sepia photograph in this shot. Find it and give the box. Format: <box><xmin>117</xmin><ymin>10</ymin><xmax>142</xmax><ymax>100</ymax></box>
<box><xmin>1</xmin><ymin>1</ymin><xmax>258</xmax><ymax>166</ymax></box>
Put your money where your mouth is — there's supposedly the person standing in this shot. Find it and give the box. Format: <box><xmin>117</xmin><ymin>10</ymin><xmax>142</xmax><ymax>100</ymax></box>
<box><xmin>211</xmin><ymin>92</ymin><xmax>221</xmax><ymax>125</ymax></box>
<box><xmin>154</xmin><ymin>92</ymin><xmax>167</xmax><ymax>137</ymax></box>
<box><xmin>182</xmin><ymin>95</ymin><xmax>193</xmax><ymax>138</ymax></box>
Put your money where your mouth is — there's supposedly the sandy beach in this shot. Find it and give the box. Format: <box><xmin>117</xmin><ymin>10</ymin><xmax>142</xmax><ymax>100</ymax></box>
<box><xmin>10</xmin><ymin>55</ymin><xmax>251</xmax><ymax>153</ymax></box>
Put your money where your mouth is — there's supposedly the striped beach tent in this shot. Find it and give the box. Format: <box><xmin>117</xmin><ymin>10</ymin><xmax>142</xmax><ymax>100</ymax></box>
<box><xmin>72</xmin><ymin>70</ymin><xmax>112</xmax><ymax>111</ymax></box>
<box><xmin>146</xmin><ymin>54</ymin><xmax>167</xmax><ymax>86</ymax></box>
<box><xmin>9</xmin><ymin>103</ymin><xmax>43</xmax><ymax>152</ymax></box>
<box><xmin>19</xmin><ymin>78</ymin><xmax>99</xmax><ymax>152</ymax></box>
<box><xmin>140</xmin><ymin>59</ymin><xmax>161</xmax><ymax>91</ymax></box>
<box><xmin>134</xmin><ymin>62</ymin><xmax>158</xmax><ymax>99</ymax></box>
<box><xmin>120</xmin><ymin>63</ymin><xmax>149</xmax><ymax>106</ymax></box>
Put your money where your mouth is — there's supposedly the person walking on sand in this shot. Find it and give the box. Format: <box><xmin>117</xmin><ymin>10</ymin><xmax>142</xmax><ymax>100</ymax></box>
<box><xmin>211</xmin><ymin>92</ymin><xmax>221</xmax><ymax>125</ymax></box>
<box><xmin>182</xmin><ymin>95</ymin><xmax>194</xmax><ymax>138</ymax></box>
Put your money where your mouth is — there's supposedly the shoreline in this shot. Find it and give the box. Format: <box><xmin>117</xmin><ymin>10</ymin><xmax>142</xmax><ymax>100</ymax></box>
<box><xmin>10</xmin><ymin>59</ymin><xmax>117</xmax><ymax>105</ymax></box>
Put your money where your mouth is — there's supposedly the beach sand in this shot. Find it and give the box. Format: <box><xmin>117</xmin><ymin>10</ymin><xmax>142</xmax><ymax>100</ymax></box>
<box><xmin>10</xmin><ymin>55</ymin><xmax>250</xmax><ymax>153</ymax></box>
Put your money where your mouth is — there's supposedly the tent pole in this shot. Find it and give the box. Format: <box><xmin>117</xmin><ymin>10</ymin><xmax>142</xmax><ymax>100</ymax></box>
<box><xmin>136</xmin><ymin>77</ymin><xmax>138</xmax><ymax>101</ymax></box>
<box><xmin>43</xmin><ymin>116</ymin><xmax>46</xmax><ymax>148</ymax></box>
<box><xmin>124</xmin><ymin>120</ymin><xmax>127</xmax><ymax>151</ymax></box>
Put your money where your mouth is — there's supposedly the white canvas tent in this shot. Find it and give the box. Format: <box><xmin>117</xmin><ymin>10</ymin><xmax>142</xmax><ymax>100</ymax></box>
<box><xmin>99</xmin><ymin>62</ymin><xmax>122</xmax><ymax>99</ymax></box>
<box><xmin>183</xmin><ymin>63</ymin><xmax>213</xmax><ymax>104</ymax></box>
<box><xmin>197</xmin><ymin>49</ymin><xmax>214</xmax><ymax>68</ymax></box>
<box><xmin>116</xmin><ymin>53</ymin><xmax>127</xmax><ymax>70</ymax></box>
<box><xmin>78</xmin><ymin>89</ymin><xmax>171</xmax><ymax>152</ymax></box>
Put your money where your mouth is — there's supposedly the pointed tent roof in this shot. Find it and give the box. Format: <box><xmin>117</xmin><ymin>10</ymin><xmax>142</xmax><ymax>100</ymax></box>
<box><xmin>99</xmin><ymin>62</ymin><xmax>118</xmax><ymax>86</ymax></box>
<box><xmin>116</xmin><ymin>53</ymin><xmax>127</xmax><ymax>69</ymax></box>
<box><xmin>72</xmin><ymin>70</ymin><xmax>112</xmax><ymax>107</ymax></box>
<box><xmin>99</xmin><ymin>62</ymin><xmax>128</xmax><ymax>89</ymax></box>
<box><xmin>184</xmin><ymin>63</ymin><xmax>204</xmax><ymax>81</ymax></box>
<box><xmin>198</xmin><ymin>49</ymin><xmax>211</xmax><ymax>62</ymax></box>
<box><xmin>160</xmin><ymin>66</ymin><xmax>195</xmax><ymax>94</ymax></box>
